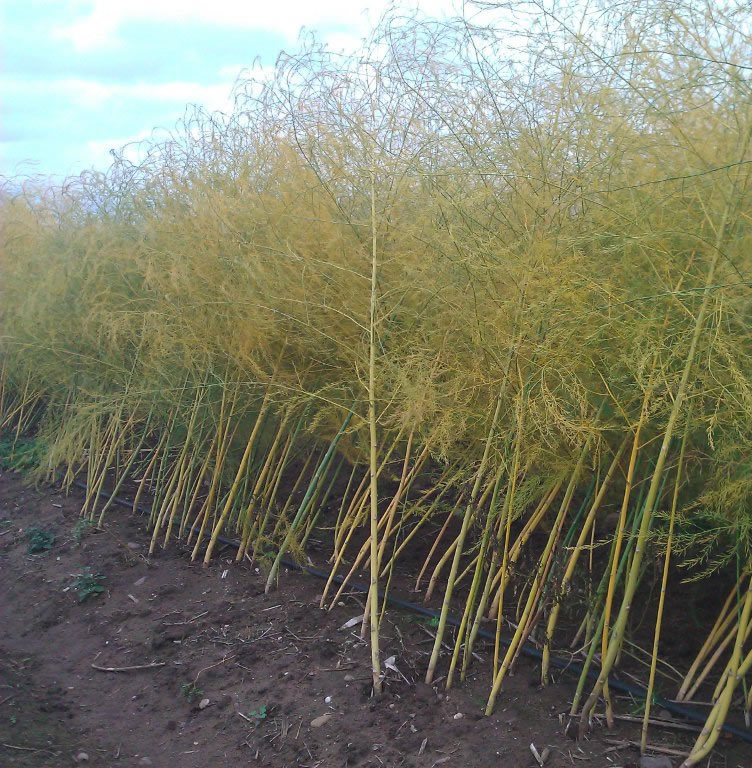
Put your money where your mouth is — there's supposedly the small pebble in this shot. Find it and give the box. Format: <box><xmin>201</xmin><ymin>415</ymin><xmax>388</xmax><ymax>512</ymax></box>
<box><xmin>343</xmin><ymin>674</ymin><xmax>354</xmax><ymax>682</ymax></box>
<box><xmin>310</xmin><ymin>714</ymin><xmax>332</xmax><ymax>728</ymax></box>
<box><xmin>138</xmin><ymin>759</ymin><xmax>152</xmax><ymax>766</ymax></box>
<box><xmin>453</xmin><ymin>712</ymin><xmax>463</xmax><ymax>720</ymax></box>
<box><xmin>198</xmin><ymin>698</ymin><xmax>210</xmax><ymax>710</ymax></box>
<box><xmin>324</xmin><ymin>696</ymin><xmax>332</xmax><ymax>704</ymax></box>
<box><xmin>127</xmin><ymin>542</ymin><xmax>140</xmax><ymax>550</ymax></box>
<box><xmin>74</xmin><ymin>752</ymin><xmax>89</xmax><ymax>762</ymax></box>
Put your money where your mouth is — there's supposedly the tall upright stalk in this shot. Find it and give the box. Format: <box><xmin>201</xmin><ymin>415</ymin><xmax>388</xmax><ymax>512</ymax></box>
<box><xmin>368</xmin><ymin>168</ymin><xmax>382</xmax><ymax>695</ymax></box>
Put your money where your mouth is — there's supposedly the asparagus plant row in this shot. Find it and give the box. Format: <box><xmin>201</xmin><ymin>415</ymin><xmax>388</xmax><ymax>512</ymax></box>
<box><xmin>2</xmin><ymin>1</ymin><xmax>752</xmax><ymax>761</ymax></box>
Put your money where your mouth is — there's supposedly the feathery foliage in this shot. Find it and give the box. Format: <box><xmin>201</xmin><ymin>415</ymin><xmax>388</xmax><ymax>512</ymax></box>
<box><xmin>2</xmin><ymin>1</ymin><xmax>752</xmax><ymax>761</ymax></box>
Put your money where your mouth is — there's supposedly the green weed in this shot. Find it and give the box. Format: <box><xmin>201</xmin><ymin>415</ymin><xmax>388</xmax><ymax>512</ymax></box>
<box><xmin>72</xmin><ymin>518</ymin><xmax>93</xmax><ymax>546</ymax></box>
<box><xmin>247</xmin><ymin>704</ymin><xmax>268</xmax><ymax>720</ymax></box>
<box><xmin>180</xmin><ymin>682</ymin><xmax>203</xmax><ymax>703</ymax></box>
<box><xmin>26</xmin><ymin>526</ymin><xmax>56</xmax><ymax>554</ymax></box>
<box><xmin>70</xmin><ymin>568</ymin><xmax>105</xmax><ymax>602</ymax></box>
<box><xmin>404</xmin><ymin>615</ymin><xmax>439</xmax><ymax>628</ymax></box>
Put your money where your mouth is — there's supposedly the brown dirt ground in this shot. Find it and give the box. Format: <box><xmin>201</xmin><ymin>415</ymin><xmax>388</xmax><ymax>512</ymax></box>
<box><xmin>1</xmin><ymin>469</ymin><xmax>749</xmax><ymax>768</ymax></box>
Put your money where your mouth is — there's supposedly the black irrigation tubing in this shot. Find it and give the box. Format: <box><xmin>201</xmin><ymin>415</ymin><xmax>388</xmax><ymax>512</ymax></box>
<box><xmin>76</xmin><ymin>480</ymin><xmax>752</xmax><ymax>744</ymax></box>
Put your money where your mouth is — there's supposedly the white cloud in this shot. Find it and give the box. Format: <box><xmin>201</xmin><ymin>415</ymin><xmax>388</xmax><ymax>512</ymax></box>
<box><xmin>3</xmin><ymin>75</ymin><xmax>236</xmax><ymax>114</ymax></box>
<box><xmin>56</xmin><ymin>0</ymin><xmax>460</xmax><ymax>51</ymax></box>
<box><xmin>1</xmin><ymin>71</ymin><xmax>237</xmax><ymax>177</ymax></box>
<box><xmin>84</xmin><ymin>128</ymin><xmax>158</xmax><ymax>167</ymax></box>
<box><xmin>7</xmin><ymin>0</ymin><xmax>462</xmax><ymax>178</ymax></box>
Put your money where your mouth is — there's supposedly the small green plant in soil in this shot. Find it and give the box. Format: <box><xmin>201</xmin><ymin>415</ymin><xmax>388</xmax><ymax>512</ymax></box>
<box><xmin>404</xmin><ymin>614</ymin><xmax>439</xmax><ymax>628</ymax></box>
<box><xmin>626</xmin><ymin>686</ymin><xmax>666</xmax><ymax>717</ymax></box>
<box><xmin>180</xmin><ymin>682</ymin><xmax>203</xmax><ymax>703</ymax></box>
<box><xmin>70</xmin><ymin>568</ymin><xmax>105</xmax><ymax>602</ymax></box>
<box><xmin>247</xmin><ymin>704</ymin><xmax>268</xmax><ymax>720</ymax></box>
<box><xmin>72</xmin><ymin>519</ymin><xmax>93</xmax><ymax>546</ymax></box>
<box><xmin>26</xmin><ymin>526</ymin><xmax>56</xmax><ymax>554</ymax></box>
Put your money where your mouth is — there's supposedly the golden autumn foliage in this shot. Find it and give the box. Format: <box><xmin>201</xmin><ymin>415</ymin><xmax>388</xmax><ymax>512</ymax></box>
<box><xmin>2</xmin><ymin>2</ymin><xmax>752</xmax><ymax>760</ymax></box>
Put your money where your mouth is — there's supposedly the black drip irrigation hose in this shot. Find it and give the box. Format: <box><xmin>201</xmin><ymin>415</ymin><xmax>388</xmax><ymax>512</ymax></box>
<box><xmin>75</xmin><ymin>480</ymin><xmax>752</xmax><ymax>744</ymax></box>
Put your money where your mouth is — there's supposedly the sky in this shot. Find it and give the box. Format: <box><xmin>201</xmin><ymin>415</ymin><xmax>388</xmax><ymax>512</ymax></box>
<box><xmin>1</xmin><ymin>0</ymin><xmax>458</xmax><ymax>182</ymax></box>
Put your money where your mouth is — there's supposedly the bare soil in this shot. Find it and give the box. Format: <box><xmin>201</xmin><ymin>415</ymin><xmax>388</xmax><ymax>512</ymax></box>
<box><xmin>1</xmin><ymin>469</ymin><xmax>748</xmax><ymax>768</ymax></box>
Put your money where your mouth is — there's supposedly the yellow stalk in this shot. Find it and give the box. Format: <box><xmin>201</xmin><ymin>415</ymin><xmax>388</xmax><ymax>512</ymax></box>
<box><xmin>203</xmin><ymin>385</ymin><xmax>276</xmax><ymax>565</ymax></box>
<box><xmin>425</xmin><ymin>476</ymin><xmax>495</xmax><ymax>602</ymax></box>
<box><xmin>425</xmin><ymin>381</ymin><xmax>510</xmax><ymax>686</ymax></box>
<box><xmin>331</xmin><ymin>428</ymin><xmax>404</xmax><ymax>561</ymax></box>
<box><xmin>178</xmin><ymin>434</ymin><xmax>216</xmax><ymax>540</ymax></box>
<box><xmin>542</xmin><ymin>436</ymin><xmax>628</xmax><ymax>684</ymax></box>
<box><xmin>601</xmin><ymin>384</ymin><xmax>651</xmax><ymax>726</ymax></box>
<box><xmin>414</xmin><ymin>491</ymin><xmax>465</xmax><ymax>592</ymax></box>
<box><xmin>133</xmin><ymin>429</ymin><xmax>169</xmax><ymax>516</ymax></box>
<box><xmin>380</xmin><ymin>480</ymin><xmax>450</xmax><ymax>579</ymax></box>
<box><xmin>189</xmin><ymin>384</ymin><xmax>239</xmax><ymax>557</ymax></box>
<box><xmin>708</xmin><ymin>616</ymin><xmax>752</xmax><ymax>703</ymax></box>
<box><xmin>149</xmin><ymin>451</ymin><xmax>184</xmax><ymax>553</ymax></box>
<box><xmin>487</xmin><ymin>481</ymin><xmax>562</xmax><ymax>620</ymax></box>
<box><xmin>348</xmin><ymin>433</ymin><xmax>417</xmax><ymax>634</ymax></box>
<box><xmin>96</xmin><ymin>411</ymin><xmax>154</xmax><ymax>525</ymax></box>
<box><xmin>487</xmin><ymin>435</ymin><xmax>592</xmax><ymax>714</ymax></box>
<box><xmin>368</xmin><ymin>168</ymin><xmax>382</xmax><ymax>695</ymax></box>
<box><xmin>680</xmin><ymin>574</ymin><xmax>752</xmax><ymax>766</ymax></box>
<box><xmin>641</xmin><ymin>415</ymin><xmax>689</xmax><ymax>753</ymax></box>
<box><xmin>447</xmin><ymin>461</ymin><xmax>506</xmax><ymax>688</ymax></box>
<box><xmin>271</xmin><ymin>448</ymin><xmax>317</xmax><ymax>542</ymax></box>
<box><xmin>676</xmin><ymin>574</ymin><xmax>746</xmax><ymax>700</ymax></box>
<box><xmin>236</xmin><ymin>411</ymin><xmax>289</xmax><ymax>560</ymax></box>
